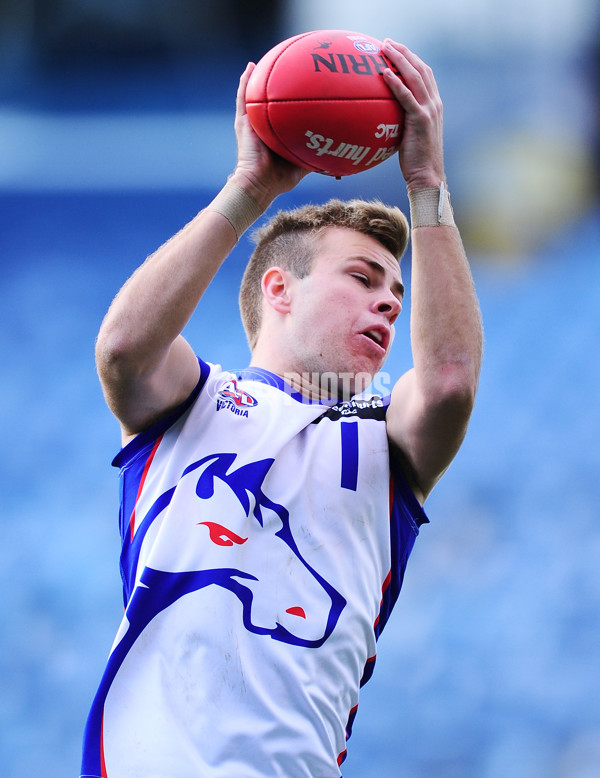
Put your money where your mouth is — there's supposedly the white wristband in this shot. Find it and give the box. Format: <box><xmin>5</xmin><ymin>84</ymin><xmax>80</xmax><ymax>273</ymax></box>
<box><xmin>205</xmin><ymin>181</ymin><xmax>264</xmax><ymax>240</ymax></box>
<box><xmin>409</xmin><ymin>182</ymin><xmax>455</xmax><ymax>228</ymax></box>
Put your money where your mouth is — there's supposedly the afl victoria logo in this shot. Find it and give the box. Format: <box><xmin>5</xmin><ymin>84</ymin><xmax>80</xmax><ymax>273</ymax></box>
<box><xmin>353</xmin><ymin>39</ymin><xmax>380</xmax><ymax>54</ymax></box>
<box><xmin>217</xmin><ymin>379</ymin><xmax>258</xmax><ymax>407</ymax></box>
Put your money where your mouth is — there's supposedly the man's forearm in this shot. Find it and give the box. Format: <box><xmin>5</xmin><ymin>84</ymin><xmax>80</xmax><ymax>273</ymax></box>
<box><xmin>97</xmin><ymin>208</ymin><xmax>236</xmax><ymax>376</ymax></box>
<box><xmin>409</xmin><ymin>215</ymin><xmax>483</xmax><ymax>404</ymax></box>
<box><xmin>96</xmin><ymin>178</ymin><xmax>266</xmax><ymax>382</ymax></box>
<box><xmin>94</xmin><ymin>176</ymin><xmax>272</xmax><ymax>437</ymax></box>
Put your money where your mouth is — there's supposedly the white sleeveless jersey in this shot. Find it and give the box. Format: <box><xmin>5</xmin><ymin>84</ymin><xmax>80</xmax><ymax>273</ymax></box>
<box><xmin>81</xmin><ymin>360</ymin><xmax>428</xmax><ymax>778</ymax></box>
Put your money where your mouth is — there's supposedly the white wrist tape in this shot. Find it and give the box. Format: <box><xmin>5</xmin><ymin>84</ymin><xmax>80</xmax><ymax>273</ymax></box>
<box><xmin>409</xmin><ymin>182</ymin><xmax>455</xmax><ymax>228</ymax></box>
<box><xmin>205</xmin><ymin>181</ymin><xmax>264</xmax><ymax>240</ymax></box>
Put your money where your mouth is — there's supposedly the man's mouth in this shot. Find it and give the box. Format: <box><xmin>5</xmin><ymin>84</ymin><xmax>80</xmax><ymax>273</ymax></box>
<box><xmin>361</xmin><ymin>327</ymin><xmax>388</xmax><ymax>351</ymax></box>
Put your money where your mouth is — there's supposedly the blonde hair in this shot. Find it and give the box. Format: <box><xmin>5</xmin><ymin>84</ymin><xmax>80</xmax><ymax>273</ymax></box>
<box><xmin>239</xmin><ymin>198</ymin><xmax>409</xmax><ymax>349</ymax></box>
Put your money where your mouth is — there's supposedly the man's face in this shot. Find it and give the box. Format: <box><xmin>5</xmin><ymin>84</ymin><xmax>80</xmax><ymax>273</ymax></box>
<box><xmin>284</xmin><ymin>226</ymin><xmax>404</xmax><ymax>397</ymax></box>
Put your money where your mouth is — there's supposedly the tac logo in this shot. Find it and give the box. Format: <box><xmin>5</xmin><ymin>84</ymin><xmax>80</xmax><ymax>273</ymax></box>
<box><xmin>375</xmin><ymin>123</ymin><xmax>400</xmax><ymax>141</ymax></box>
<box><xmin>216</xmin><ymin>379</ymin><xmax>258</xmax><ymax>417</ymax></box>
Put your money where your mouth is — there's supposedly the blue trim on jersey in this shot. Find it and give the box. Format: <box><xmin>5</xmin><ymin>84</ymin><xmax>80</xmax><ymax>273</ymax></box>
<box><xmin>235</xmin><ymin>366</ymin><xmax>343</xmax><ymax>405</ymax></box>
<box><xmin>376</xmin><ymin>454</ymin><xmax>428</xmax><ymax>642</ymax></box>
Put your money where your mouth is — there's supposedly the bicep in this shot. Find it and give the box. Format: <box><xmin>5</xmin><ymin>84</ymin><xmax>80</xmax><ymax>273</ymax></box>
<box><xmin>99</xmin><ymin>334</ymin><xmax>201</xmax><ymax>440</ymax></box>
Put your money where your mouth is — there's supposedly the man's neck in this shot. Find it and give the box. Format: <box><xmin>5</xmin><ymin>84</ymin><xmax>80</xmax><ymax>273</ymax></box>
<box><xmin>248</xmin><ymin>359</ymin><xmax>358</xmax><ymax>402</ymax></box>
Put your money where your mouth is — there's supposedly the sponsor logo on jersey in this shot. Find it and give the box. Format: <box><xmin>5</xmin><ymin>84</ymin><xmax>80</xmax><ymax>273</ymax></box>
<box><xmin>321</xmin><ymin>396</ymin><xmax>386</xmax><ymax>421</ymax></box>
<box><xmin>216</xmin><ymin>379</ymin><xmax>258</xmax><ymax>417</ymax></box>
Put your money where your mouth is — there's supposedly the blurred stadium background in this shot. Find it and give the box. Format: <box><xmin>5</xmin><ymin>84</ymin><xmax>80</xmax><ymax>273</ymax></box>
<box><xmin>1</xmin><ymin>2</ymin><xmax>599</xmax><ymax>776</ymax></box>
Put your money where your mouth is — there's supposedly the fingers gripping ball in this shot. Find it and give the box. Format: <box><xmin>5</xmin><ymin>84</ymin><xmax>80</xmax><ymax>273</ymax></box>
<box><xmin>245</xmin><ymin>30</ymin><xmax>405</xmax><ymax>178</ymax></box>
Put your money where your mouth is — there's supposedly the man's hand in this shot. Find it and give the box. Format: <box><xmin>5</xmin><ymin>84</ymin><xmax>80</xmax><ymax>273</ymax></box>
<box><xmin>381</xmin><ymin>42</ymin><xmax>445</xmax><ymax>191</ymax></box>
<box><xmin>231</xmin><ymin>63</ymin><xmax>309</xmax><ymax>209</ymax></box>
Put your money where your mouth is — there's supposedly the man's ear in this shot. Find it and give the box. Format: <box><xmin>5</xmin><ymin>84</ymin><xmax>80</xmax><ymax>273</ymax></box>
<box><xmin>261</xmin><ymin>267</ymin><xmax>292</xmax><ymax>314</ymax></box>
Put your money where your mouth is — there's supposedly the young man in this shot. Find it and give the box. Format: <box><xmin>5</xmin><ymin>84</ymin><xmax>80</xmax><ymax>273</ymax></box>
<box><xmin>82</xmin><ymin>40</ymin><xmax>482</xmax><ymax>777</ymax></box>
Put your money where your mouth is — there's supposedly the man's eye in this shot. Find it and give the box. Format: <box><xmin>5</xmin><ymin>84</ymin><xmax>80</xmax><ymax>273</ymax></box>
<box><xmin>352</xmin><ymin>274</ymin><xmax>370</xmax><ymax>286</ymax></box>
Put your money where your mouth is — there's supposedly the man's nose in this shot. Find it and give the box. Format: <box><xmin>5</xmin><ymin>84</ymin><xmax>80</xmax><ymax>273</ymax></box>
<box><xmin>375</xmin><ymin>292</ymin><xmax>402</xmax><ymax>324</ymax></box>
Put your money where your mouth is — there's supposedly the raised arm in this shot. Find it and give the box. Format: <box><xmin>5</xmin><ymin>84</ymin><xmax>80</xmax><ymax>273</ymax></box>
<box><xmin>95</xmin><ymin>64</ymin><xmax>308</xmax><ymax>442</ymax></box>
<box><xmin>382</xmin><ymin>41</ymin><xmax>484</xmax><ymax>502</ymax></box>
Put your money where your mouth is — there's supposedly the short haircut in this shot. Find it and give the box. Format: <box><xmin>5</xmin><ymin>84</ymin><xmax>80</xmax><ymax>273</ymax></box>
<box><xmin>239</xmin><ymin>198</ymin><xmax>410</xmax><ymax>349</ymax></box>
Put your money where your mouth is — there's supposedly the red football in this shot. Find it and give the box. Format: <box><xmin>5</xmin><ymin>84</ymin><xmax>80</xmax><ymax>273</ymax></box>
<box><xmin>245</xmin><ymin>30</ymin><xmax>404</xmax><ymax>178</ymax></box>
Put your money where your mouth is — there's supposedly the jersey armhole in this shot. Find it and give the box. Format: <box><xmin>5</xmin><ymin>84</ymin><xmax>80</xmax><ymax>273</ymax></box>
<box><xmin>374</xmin><ymin>455</ymin><xmax>429</xmax><ymax>641</ymax></box>
<box><xmin>389</xmin><ymin>453</ymin><xmax>429</xmax><ymax>531</ymax></box>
